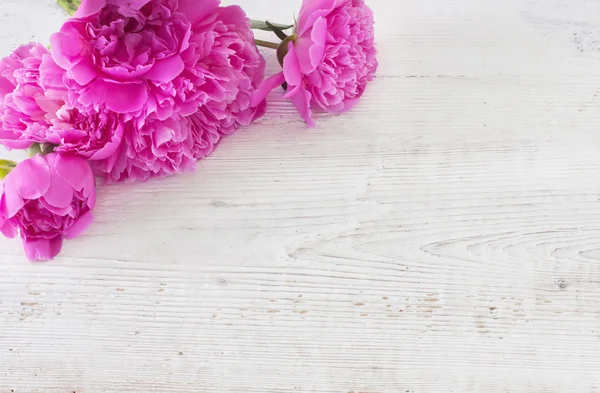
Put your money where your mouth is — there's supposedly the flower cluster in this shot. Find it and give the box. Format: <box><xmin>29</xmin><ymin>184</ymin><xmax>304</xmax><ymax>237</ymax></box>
<box><xmin>0</xmin><ymin>0</ymin><xmax>377</xmax><ymax>261</ymax></box>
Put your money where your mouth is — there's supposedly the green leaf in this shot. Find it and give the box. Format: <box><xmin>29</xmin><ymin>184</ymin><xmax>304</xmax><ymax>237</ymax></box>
<box><xmin>56</xmin><ymin>0</ymin><xmax>80</xmax><ymax>15</ymax></box>
<box><xmin>27</xmin><ymin>143</ymin><xmax>42</xmax><ymax>157</ymax></box>
<box><xmin>0</xmin><ymin>159</ymin><xmax>18</xmax><ymax>168</ymax></box>
<box><xmin>250</xmin><ymin>19</ymin><xmax>293</xmax><ymax>32</ymax></box>
<box><xmin>40</xmin><ymin>143</ymin><xmax>57</xmax><ymax>156</ymax></box>
<box><xmin>27</xmin><ymin>143</ymin><xmax>56</xmax><ymax>158</ymax></box>
<box><xmin>0</xmin><ymin>159</ymin><xmax>18</xmax><ymax>180</ymax></box>
<box><xmin>0</xmin><ymin>168</ymin><xmax>12</xmax><ymax>181</ymax></box>
<box><xmin>265</xmin><ymin>21</ymin><xmax>288</xmax><ymax>41</ymax></box>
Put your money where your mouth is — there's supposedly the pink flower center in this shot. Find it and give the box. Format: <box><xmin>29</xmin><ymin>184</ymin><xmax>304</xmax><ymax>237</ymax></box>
<box><xmin>51</xmin><ymin>107</ymin><xmax>121</xmax><ymax>157</ymax></box>
<box><xmin>15</xmin><ymin>197</ymin><xmax>88</xmax><ymax>241</ymax></box>
<box><xmin>86</xmin><ymin>0</ymin><xmax>190</xmax><ymax>80</ymax></box>
<box><xmin>71</xmin><ymin>109</ymin><xmax>112</xmax><ymax>142</ymax></box>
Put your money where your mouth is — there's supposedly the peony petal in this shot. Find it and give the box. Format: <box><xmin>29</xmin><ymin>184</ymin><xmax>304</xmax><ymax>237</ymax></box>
<box><xmin>250</xmin><ymin>72</ymin><xmax>285</xmax><ymax>107</ymax></box>
<box><xmin>64</xmin><ymin>211</ymin><xmax>93</xmax><ymax>240</ymax></box>
<box><xmin>177</xmin><ymin>0</ymin><xmax>220</xmax><ymax>25</ymax></box>
<box><xmin>53</xmin><ymin>154</ymin><xmax>95</xmax><ymax>195</ymax></box>
<box><xmin>74</xmin><ymin>0</ymin><xmax>107</xmax><ymax>18</ymax></box>
<box><xmin>88</xmin><ymin>123</ymin><xmax>124</xmax><ymax>161</ymax></box>
<box><xmin>283</xmin><ymin>43</ymin><xmax>303</xmax><ymax>87</ymax></box>
<box><xmin>0</xmin><ymin>219</ymin><xmax>16</xmax><ymax>238</ymax></box>
<box><xmin>6</xmin><ymin>155</ymin><xmax>51</xmax><ymax>200</ymax></box>
<box><xmin>309</xmin><ymin>17</ymin><xmax>327</xmax><ymax>69</ymax></box>
<box><xmin>128</xmin><ymin>0</ymin><xmax>152</xmax><ymax>10</ymax></box>
<box><xmin>43</xmin><ymin>170</ymin><xmax>74</xmax><ymax>209</ymax></box>
<box><xmin>293</xmin><ymin>38</ymin><xmax>315</xmax><ymax>75</ymax></box>
<box><xmin>50</xmin><ymin>25</ymin><xmax>86</xmax><ymax>70</ymax></box>
<box><xmin>250</xmin><ymin>99</ymin><xmax>267</xmax><ymax>124</ymax></box>
<box><xmin>0</xmin><ymin>192</ymin><xmax>16</xmax><ymax>238</ymax></box>
<box><xmin>341</xmin><ymin>97</ymin><xmax>360</xmax><ymax>112</ymax></box>
<box><xmin>153</xmin><ymin>122</ymin><xmax>172</xmax><ymax>147</ymax></box>
<box><xmin>69</xmin><ymin>56</ymin><xmax>97</xmax><ymax>86</ymax></box>
<box><xmin>102</xmin><ymin>63</ymin><xmax>152</xmax><ymax>79</ymax></box>
<box><xmin>78</xmin><ymin>80</ymin><xmax>107</xmax><ymax>108</ymax></box>
<box><xmin>87</xmin><ymin>188</ymin><xmax>96</xmax><ymax>210</ymax></box>
<box><xmin>216</xmin><ymin>5</ymin><xmax>249</xmax><ymax>28</ymax></box>
<box><xmin>13</xmin><ymin>93</ymin><xmax>43</xmax><ymax>117</ymax></box>
<box><xmin>94</xmin><ymin>140</ymin><xmax>123</xmax><ymax>173</ymax></box>
<box><xmin>23</xmin><ymin>236</ymin><xmax>63</xmax><ymax>262</ymax></box>
<box><xmin>39</xmin><ymin>197</ymin><xmax>73</xmax><ymax>216</ymax></box>
<box><xmin>144</xmin><ymin>56</ymin><xmax>185</xmax><ymax>83</ymax></box>
<box><xmin>39</xmin><ymin>54</ymin><xmax>67</xmax><ymax>91</ymax></box>
<box><xmin>36</xmin><ymin>95</ymin><xmax>63</xmax><ymax>115</ymax></box>
<box><xmin>1</xmin><ymin>186</ymin><xmax>24</xmax><ymax>219</ymax></box>
<box><xmin>0</xmin><ymin>138</ymin><xmax>33</xmax><ymax>150</ymax></box>
<box><xmin>297</xmin><ymin>0</ymin><xmax>337</xmax><ymax>36</ymax></box>
<box><xmin>293</xmin><ymin>17</ymin><xmax>327</xmax><ymax>74</ymax></box>
<box><xmin>0</xmin><ymin>77</ymin><xmax>14</xmax><ymax>97</ymax></box>
<box><xmin>104</xmin><ymin>81</ymin><xmax>148</xmax><ymax>114</ymax></box>
<box><xmin>285</xmin><ymin>84</ymin><xmax>315</xmax><ymax>127</ymax></box>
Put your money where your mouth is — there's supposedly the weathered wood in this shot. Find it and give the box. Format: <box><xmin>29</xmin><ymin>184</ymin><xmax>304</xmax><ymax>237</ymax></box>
<box><xmin>1</xmin><ymin>0</ymin><xmax>600</xmax><ymax>391</ymax></box>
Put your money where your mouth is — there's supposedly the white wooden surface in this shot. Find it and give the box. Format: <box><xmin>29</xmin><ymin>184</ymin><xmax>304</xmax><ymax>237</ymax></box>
<box><xmin>2</xmin><ymin>0</ymin><xmax>600</xmax><ymax>391</ymax></box>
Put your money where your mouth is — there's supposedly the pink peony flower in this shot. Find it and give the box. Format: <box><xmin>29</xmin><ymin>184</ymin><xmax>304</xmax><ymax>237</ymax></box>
<box><xmin>46</xmin><ymin>106</ymin><xmax>127</xmax><ymax>161</ymax></box>
<box><xmin>50</xmin><ymin>0</ymin><xmax>192</xmax><ymax>115</ymax></box>
<box><xmin>179</xmin><ymin>3</ymin><xmax>266</xmax><ymax>126</ymax></box>
<box><xmin>0</xmin><ymin>153</ymin><xmax>96</xmax><ymax>261</ymax></box>
<box><xmin>0</xmin><ymin>43</ymin><xmax>53</xmax><ymax>149</ymax></box>
<box><xmin>252</xmin><ymin>0</ymin><xmax>378</xmax><ymax>126</ymax></box>
<box><xmin>50</xmin><ymin>0</ymin><xmax>266</xmax><ymax>182</ymax></box>
<box><xmin>50</xmin><ymin>0</ymin><xmax>266</xmax><ymax>120</ymax></box>
<box><xmin>182</xmin><ymin>111</ymin><xmax>222</xmax><ymax>159</ymax></box>
<box><xmin>94</xmin><ymin>112</ymin><xmax>221</xmax><ymax>182</ymax></box>
<box><xmin>0</xmin><ymin>45</ymin><xmax>124</xmax><ymax>161</ymax></box>
<box><xmin>36</xmin><ymin>54</ymin><xmax>127</xmax><ymax>162</ymax></box>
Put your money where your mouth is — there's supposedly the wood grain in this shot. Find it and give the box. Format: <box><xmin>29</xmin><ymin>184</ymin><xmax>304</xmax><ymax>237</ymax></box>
<box><xmin>2</xmin><ymin>0</ymin><xmax>600</xmax><ymax>392</ymax></box>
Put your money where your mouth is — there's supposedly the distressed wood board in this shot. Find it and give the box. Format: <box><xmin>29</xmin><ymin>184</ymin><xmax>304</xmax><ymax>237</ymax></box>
<box><xmin>2</xmin><ymin>0</ymin><xmax>600</xmax><ymax>392</ymax></box>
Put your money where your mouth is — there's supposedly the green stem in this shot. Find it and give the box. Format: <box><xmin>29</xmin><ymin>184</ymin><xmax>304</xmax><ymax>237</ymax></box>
<box><xmin>255</xmin><ymin>39</ymin><xmax>280</xmax><ymax>50</ymax></box>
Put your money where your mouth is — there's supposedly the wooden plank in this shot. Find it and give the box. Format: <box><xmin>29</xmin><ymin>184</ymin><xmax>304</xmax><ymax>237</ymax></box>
<box><xmin>1</xmin><ymin>0</ymin><xmax>600</xmax><ymax>392</ymax></box>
